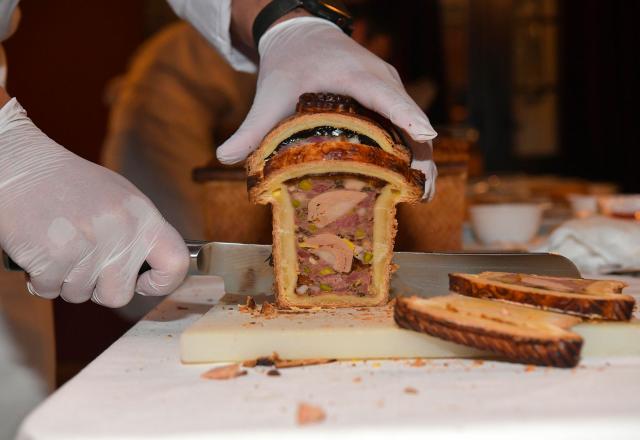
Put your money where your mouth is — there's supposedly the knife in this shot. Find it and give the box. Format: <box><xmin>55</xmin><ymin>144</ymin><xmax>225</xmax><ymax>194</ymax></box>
<box><xmin>3</xmin><ymin>240</ymin><xmax>581</xmax><ymax>298</ymax></box>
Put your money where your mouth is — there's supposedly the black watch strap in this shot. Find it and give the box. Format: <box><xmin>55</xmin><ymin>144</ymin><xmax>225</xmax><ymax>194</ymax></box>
<box><xmin>252</xmin><ymin>0</ymin><xmax>352</xmax><ymax>49</ymax></box>
<box><xmin>253</xmin><ymin>0</ymin><xmax>304</xmax><ymax>49</ymax></box>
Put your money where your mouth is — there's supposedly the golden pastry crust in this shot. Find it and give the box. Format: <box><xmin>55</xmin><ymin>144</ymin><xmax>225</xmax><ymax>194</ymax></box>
<box><xmin>449</xmin><ymin>272</ymin><xmax>635</xmax><ymax>321</ymax></box>
<box><xmin>246</xmin><ymin>111</ymin><xmax>411</xmax><ymax>176</ymax></box>
<box><xmin>246</xmin><ymin>92</ymin><xmax>424</xmax><ymax>308</ymax></box>
<box><xmin>248</xmin><ymin>141</ymin><xmax>424</xmax><ymax>205</ymax></box>
<box><xmin>395</xmin><ymin>295</ymin><xmax>584</xmax><ymax>368</ymax></box>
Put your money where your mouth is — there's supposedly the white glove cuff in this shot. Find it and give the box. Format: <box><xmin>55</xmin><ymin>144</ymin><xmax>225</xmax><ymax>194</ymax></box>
<box><xmin>0</xmin><ymin>45</ymin><xmax>6</xmax><ymax>88</ymax></box>
<box><xmin>0</xmin><ymin>98</ymin><xmax>67</xmax><ymax>181</ymax></box>
<box><xmin>258</xmin><ymin>17</ymin><xmax>342</xmax><ymax>58</ymax></box>
<box><xmin>0</xmin><ymin>97</ymin><xmax>29</xmax><ymax>135</ymax></box>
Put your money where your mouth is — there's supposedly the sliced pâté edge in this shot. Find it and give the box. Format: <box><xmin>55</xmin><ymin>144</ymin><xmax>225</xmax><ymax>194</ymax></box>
<box><xmin>449</xmin><ymin>272</ymin><xmax>635</xmax><ymax>321</ymax></box>
<box><xmin>394</xmin><ymin>295</ymin><xmax>584</xmax><ymax>368</ymax></box>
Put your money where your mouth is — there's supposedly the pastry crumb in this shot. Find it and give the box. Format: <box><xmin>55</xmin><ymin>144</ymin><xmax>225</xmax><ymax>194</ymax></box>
<box><xmin>201</xmin><ymin>364</ymin><xmax>247</xmax><ymax>380</ymax></box>
<box><xmin>409</xmin><ymin>358</ymin><xmax>427</xmax><ymax>367</ymax></box>
<box><xmin>473</xmin><ymin>360</ymin><xmax>484</xmax><ymax>366</ymax></box>
<box><xmin>353</xmin><ymin>377</ymin><xmax>362</xmax><ymax>383</ymax></box>
<box><xmin>267</xmin><ymin>369</ymin><xmax>281</xmax><ymax>376</ymax></box>
<box><xmin>404</xmin><ymin>386</ymin><xmax>418</xmax><ymax>395</ymax></box>
<box><xmin>242</xmin><ymin>359</ymin><xmax>258</xmax><ymax>368</ymax></box>
<box><xmin>242</xmin><ymin>352</ymin><xmax>334</xmax><ymax>369</ymax></box>
<box><xmin>239</xmin><ymin>297</ymin><xmax>257</xmax><ymax>313</ymax></box>
<box><xmin>260</xmin><ymin>301</ymin><xmax>278</xmax><ymax>317</ymax></box>
<box><xmin>296</xmin><ymin>403</ymin><xmax>326</xmax><ymax>425</ymax></box>
<box><xmin>524</xmin><ymin>365</ymin><xmax>536</xmax><ymax>373</ymax></box>
<box><xmin>275</xmin><ymin>357</ymin><xmax>336</xmax><ymax>369</ymax></box>
<box><xmin>257</xmin><ymin>355</ymin><xmax>277</xmax><ymax>366</ymax></box>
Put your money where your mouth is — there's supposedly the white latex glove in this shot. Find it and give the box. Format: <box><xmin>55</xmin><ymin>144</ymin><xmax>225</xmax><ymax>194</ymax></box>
<box><xmin>0</xmin><ymin>98</ymin><xmax>189</xmax><ymax>307</ymax></box>
<box><xmin>0</xmin><ymin>0</ymin><xmax>20</xmax><ymax>43</ymax></box>
<box><xmin>216</xmin><ymin>17</ymin><xmax>438</xmax><ymax>198</ymax></box>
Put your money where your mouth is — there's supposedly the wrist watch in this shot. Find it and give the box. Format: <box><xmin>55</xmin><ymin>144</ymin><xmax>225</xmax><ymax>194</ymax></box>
<box><xmin>252</xmin><ymin>0</ymin><xmax>353</xmax><ymax>48</ymax></box>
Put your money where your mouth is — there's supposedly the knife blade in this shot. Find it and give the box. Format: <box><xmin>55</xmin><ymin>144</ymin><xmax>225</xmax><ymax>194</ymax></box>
<box><xmin>190</xmin><ymin>241</ymin><xmax>581</xmax><ymax>297</ymax></box>
<box><xmin>3</xmin><ymin>241</ymin><xmax>581</xmax><ymax>298</ymax></box>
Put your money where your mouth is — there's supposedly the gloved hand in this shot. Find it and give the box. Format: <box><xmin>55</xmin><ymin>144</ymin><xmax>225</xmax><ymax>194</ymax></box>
<box><xmin>0</xmin><ymin>98</ymin><xmax>189</xmax><ymax>307</ymax></box>
<box><xmin>216</xmin><ymin>18</ymin><xmax>438</xmax><ymax>198</ymax></box>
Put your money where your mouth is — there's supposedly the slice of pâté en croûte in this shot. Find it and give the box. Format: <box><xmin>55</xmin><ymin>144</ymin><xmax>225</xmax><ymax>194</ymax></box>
<box><xmin>246</xmin><ymin>93</ymin><xmax>424</xmax><ymax>308</ymax></box>
<box><xmin>394</xmin><ymin>295</ymin><xmax>584</xmax><ymax>368</ymax></box>
<box><xmin>449</xmin><ymin>272</ymin><xmax>635</xmax><ymax>321</ymax></box>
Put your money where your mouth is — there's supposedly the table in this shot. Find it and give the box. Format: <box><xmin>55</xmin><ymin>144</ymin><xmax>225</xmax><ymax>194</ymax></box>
<box><xmin>17</xmin><ymin>276</ymin><xmax>640</xmax><ymax>440</ymax></box>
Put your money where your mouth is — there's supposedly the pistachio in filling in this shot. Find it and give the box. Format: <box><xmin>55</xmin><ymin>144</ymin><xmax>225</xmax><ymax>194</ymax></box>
<box><xmin>286</xmin><ymin>174</ymin><xmax>385</xmax><ymax>297</ymax></box>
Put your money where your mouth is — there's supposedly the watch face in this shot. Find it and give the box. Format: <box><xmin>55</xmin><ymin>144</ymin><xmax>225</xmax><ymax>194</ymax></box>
<box><xmin>317</xmin><ymin>0</ymin><xmax>352</xmax><ymax>19</ymax></box>
<box><xmin>303</xmin><ymin>0</ymin><xmax>353</xmax><ymax>33</ymax></box>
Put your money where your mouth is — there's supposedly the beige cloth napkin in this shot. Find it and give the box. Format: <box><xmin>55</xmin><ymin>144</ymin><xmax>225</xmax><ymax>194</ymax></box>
<box><xmin>540</xmin><ymin>216</ymin><xmax>640</xmax><ymax>274</ymax></box>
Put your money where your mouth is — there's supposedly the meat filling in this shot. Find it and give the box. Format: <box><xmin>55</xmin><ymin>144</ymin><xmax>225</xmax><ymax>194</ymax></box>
<box><xmin>484</xmin><ymin>273</ymin><xmax>618</xmax><ymax>294</ymax></box>
<box><xmin>287</xmin><ymin>174</ymin><xmax>385</xmax><ymax>297</ymax></box>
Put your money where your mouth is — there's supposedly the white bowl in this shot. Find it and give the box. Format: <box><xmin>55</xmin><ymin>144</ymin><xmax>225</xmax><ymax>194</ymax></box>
<box><xmin>567</xmin><ymin>194</ymin><xmax>598</xmax><ymax>218</ymax></box>
<box><xmin>470</xmin><ymin>203</ymin><xmax>543</xmax><ymax>245</ymax></box>
<box><xmin>598</xmin><ymin>195</ymin><xmax>640</xmax><ymax>218</ymax></box>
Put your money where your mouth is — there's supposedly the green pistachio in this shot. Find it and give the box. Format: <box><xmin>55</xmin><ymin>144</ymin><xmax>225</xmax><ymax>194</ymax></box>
<box><xmin>354</xmin><ymin>229</ymin><xmax>366</xmax><ymax>240</ymax></box>
<box><xmin>298</xmin><ymin>179</ymin><xmax>313</xmax><ymax>191</ymax></box>
<box><xmin>308</xmin><ymin>224</ymin><xmax>318</xmax><ymax>233</ymax></box>
<box><xmin>363</xmin><ymin>252</ymin><xmax>373</xmax><ymax>264</ymax></box>
<box><xmin>319</xmin><ymin>283</ymin><xmax>333</xmax><ymax>292</ymax></box>
<box><xmin>319</xmin><ymin>267</ymin><xmax>335</xmax><ymax>276</ymax></box>
<box><xmin>292</xmin><ymin>199</ymin><xmax>301</xmax><ymax>208</ymax></box>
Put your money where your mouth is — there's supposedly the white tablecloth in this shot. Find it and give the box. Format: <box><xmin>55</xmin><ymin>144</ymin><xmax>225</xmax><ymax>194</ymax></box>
<box><xmin>17</xmin><ymin>276</ymin><xmax>640</xmax><ymax>440</ymax></box>
<box><xmin>0</xmin><ymin>270</ymin><xmax>54</xmax><ymax>440</ymax></box>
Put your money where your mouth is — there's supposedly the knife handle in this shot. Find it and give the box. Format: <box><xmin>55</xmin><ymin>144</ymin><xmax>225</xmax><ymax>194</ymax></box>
<box><xmin>2</xmin><ymin>239</ymin><xmax>206</xmax><ymax>274</ymax></box>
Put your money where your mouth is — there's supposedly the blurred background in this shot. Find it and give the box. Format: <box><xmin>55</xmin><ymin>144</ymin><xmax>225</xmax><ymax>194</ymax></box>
<box><xmin>3</xmin><ymin>0</ymin><xmax>638</xmax><ymax>385</ymax></box>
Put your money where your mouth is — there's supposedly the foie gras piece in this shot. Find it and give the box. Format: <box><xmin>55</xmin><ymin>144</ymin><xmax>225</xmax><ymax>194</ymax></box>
<box><xmin>449</xmin><ymin>272</ymin><xmax>635</xmax><ymax>321</ymax></box>
<box><xmin>246</xmin><ymin>93</ymin><xmax>425</xmax><ymax>308</ymax></box>
<box><xmin>394</xmin><ymin>295</ymin><xmax>584</xmax><ymax>368</ymax></box>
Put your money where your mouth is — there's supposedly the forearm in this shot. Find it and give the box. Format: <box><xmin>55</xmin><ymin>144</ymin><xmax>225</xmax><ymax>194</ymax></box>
<box><xmin>0</xmin><ymin>86</ymin><xmax>9</xmax><ymax>107</ymax></box>
<box><xmin>231</xmin><ymin>0</ymin><xmax>310</xmax><ymax>50</ymax></box>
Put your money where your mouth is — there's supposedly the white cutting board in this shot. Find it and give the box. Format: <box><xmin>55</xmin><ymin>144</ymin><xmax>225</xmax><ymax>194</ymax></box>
<box><xmin>180</xmin><ymin>296</ymin><xmax>640</xmax><ymax>363</ymax></box>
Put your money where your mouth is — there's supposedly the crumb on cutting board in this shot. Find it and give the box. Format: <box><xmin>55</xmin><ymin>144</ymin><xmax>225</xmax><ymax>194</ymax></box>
<box><xmin>201</xmin><ymin>364</ymin><xmax>247</xmax><ymax>380</ymax></box>
<box><xmin>242</xmin><ymin>359</ymin><xmax>259</xmax><ymax>368</ymax></box>
<box><xmin>241</xmin><ymin>352</ymin><xmax>335</xmax><ymax>369</ymax></box>
<box><xmin>296</xmin><ymin>403</ymin><xmax>326</xmax><ymax>425</ymax></box>
<box><xmin>275</xmin><ymin>357</ymin><xmax>336</xmax><ymax>369</ymax></box>
<box><xmin>239</xmin><ymin>297</ymin><xmax>257</xmax><ymax>313</ymax></box>
<box><xmin>403</xmin><ymin>386</ymin><xmax>418</xmax><ymax>395</ymax></box>
<box><xmin>260</xmin><ymin>301</ymin><xmax>277</xmax><ymax>317</ymax></box>
<box><xmin>409</xmin><ymin>358</ymin><xmax>427</xmax><ymax>367</ymax></box>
